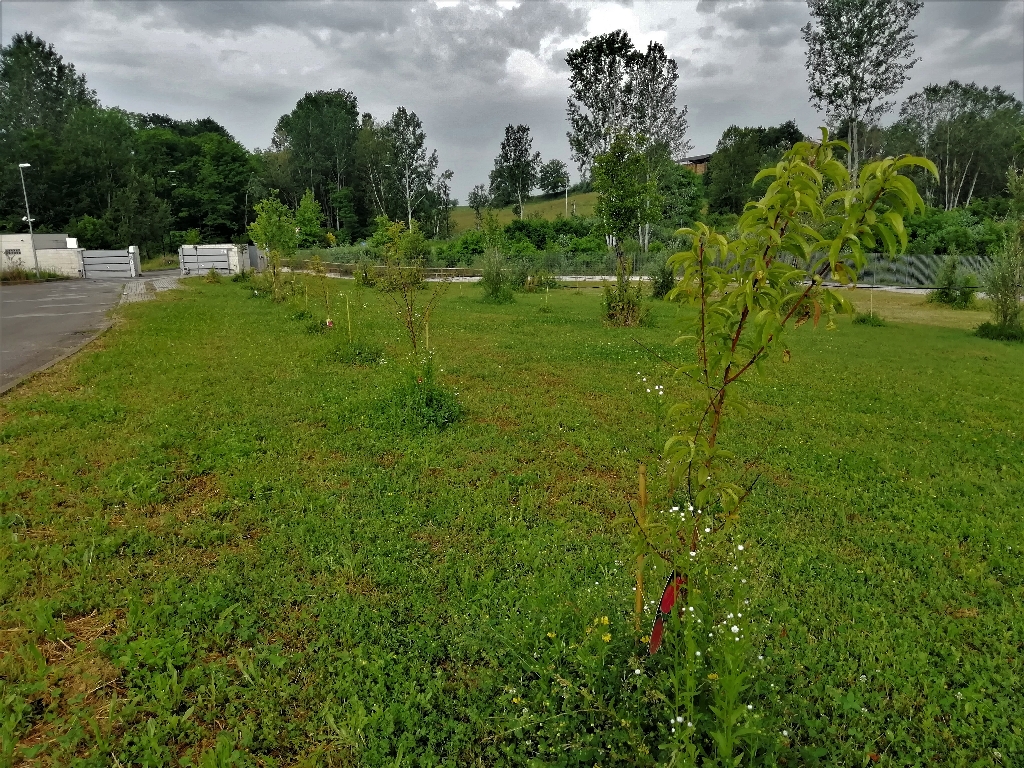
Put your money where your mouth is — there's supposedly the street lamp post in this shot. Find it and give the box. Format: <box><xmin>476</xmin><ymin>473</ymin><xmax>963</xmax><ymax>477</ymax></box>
<box><xmin>18</xmin><ymin>163</ymin><xmax>39</xmax><ymax>278</ymax></box>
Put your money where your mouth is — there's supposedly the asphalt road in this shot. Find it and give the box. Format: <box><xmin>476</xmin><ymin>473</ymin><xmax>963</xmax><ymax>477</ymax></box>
<box><xmin>0</xmin><ymin>278</ymin><xmax>125</xmax><ymax>394</ymax></box>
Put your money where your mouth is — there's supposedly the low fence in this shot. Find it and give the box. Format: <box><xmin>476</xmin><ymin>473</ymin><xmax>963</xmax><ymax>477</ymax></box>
<box><xmin>856</xmin><ymin>252</ymin><xmax>993</xmax><ymax>288</ymax></box>
<box><xmin>284</xmin><ymin>252</ymin><xmax>993</xmax><ymax>289</ymax></box>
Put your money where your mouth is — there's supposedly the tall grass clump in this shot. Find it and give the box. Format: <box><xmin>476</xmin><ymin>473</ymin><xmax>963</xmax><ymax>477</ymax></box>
<box><xmin>480</xmin><ymin>253</ymin><xmax>515</xmax><ymax>303</ymax></box>
<box><xmin>384</xmin><ymin>356</ymin><xmax>462</xmax><ymax>430</ymax></box>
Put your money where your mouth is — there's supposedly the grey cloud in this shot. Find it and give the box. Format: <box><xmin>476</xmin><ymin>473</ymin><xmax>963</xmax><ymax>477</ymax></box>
<box><xmin>3</xmin><ymin>0</ymin><xmax>1021</xmax><ymax>198</ymax></box>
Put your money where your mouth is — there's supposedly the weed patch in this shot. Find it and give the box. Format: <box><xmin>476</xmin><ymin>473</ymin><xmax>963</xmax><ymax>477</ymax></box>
<box><xmin>976</xmin><ymin>321</ymin><xmax>1024</xmax><ymax>341</ymax></box>
<box><xmin>853</xmin><ymin>311</ymin><xmax>888</xmax><ymax>326</ymax></box>
<box><xmin>332</xmin><ymin>340</ymin><xmax>384</xmax><ymax>366</ymax></box>
<box><xmin>381</xmin><ymin>358</ymin><xmax>462</xmax><ymax>430</ymax></box>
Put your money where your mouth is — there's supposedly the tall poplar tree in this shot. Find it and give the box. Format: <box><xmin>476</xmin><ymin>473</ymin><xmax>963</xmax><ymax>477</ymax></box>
<box><xmin>489</xmin><ymin>124</ymin><xmax>540</xmax><ymax>219</ymax></box>
<box><xmin>384</xmin><ymin>107</ymin><xmax>438</xmax><ymax>230</ymax></box>
<box><xmin>802</xmin><ymin>0</ymin><xmax>923</xmax><ymax>177</ymax></box>
<box><xmin>565</xmin><ymin>32</ymin><xmax>690</xmax><ymax>180</ymax></box>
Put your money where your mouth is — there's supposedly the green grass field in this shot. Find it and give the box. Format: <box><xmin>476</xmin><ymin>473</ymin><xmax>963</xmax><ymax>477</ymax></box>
<box><xmin>141</xmin><ymin>254</ymin><xmax>181</xmax><ymax>273</ymax></box>
<box><xmin>1</xmin><ymin>279</ymin><xmax>1021</xmax><ymax>766</ymax></box>
<box><xmin>450</xmin><ymin>192</ymin><xmax>598</xmax><ymax>233</ymax></box>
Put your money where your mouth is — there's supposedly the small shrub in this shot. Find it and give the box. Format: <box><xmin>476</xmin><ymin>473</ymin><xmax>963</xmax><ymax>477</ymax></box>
<box><xmin>289</xmin><ymin>309</ymin><xmax>313</xmax><ymax>321</ymax></box>
<box><xmin>650</xmin><ymin>259</ymin><xmax>676</xmax><ymax>299</ymax></box>
<box><xmin>385</xmin><ymin>358</ymin><xmax>462</xmax><ymax>430</ymax></box>
<box><xmin>204</xmin><ymin>268</ymin><xmax>222</xmax><ymax>283</ymax></box>
<box><xmin>928</xmin><ymin>253</ymin><xmax>976</xmax><ymax>309</ymax></box>
<box><xmin>230</xmin><ymin>269</ymin><xmax>251</xmax><ymax>283</ymax></box>
<box><xmin>305</xmin><ymin>320</ymin><xmax>330</xmax><ymax>335</ymax></box>
<box><xmin>332</xmin><ymin>340</ymin><xmax>385</xmax><ymax>366</ymax></box>
<box><xmin>602</xmin><ymin>278</ymin><xmax>648</xmax><ymax>326</ymax></box>
<box><xmin>480</xmin><ymin>254</ymin><xmax>514</xmax><ymax>303</ymax></box>
<box><xmin>853</xmin><ymin>311</ymin><xmax>888</xmax><ymax>326</ymax></box>
<box><xmin>538</xmin><ymin>288</ymin><xmax>553</xmax><ymax>314</ymax></box>
<box><xmin>522</xmin><ymin>269</ymin><xmax>558</xmax><ymax>293</ymax></box>
<box><xmin>982</xmin><ymin>232</ymin><xmax>1024</xmax><ymax>329</ymax></box>
<box><xmin>976</xmin><ymin>321</ymin><xmax>1024</xmax><ymax>341</ymax></box>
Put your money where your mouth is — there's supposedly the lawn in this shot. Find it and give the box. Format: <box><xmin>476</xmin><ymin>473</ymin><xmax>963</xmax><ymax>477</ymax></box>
<box><xmin>141</xmin><ymin>255</ymin><xmax>181</xmax><ymax>273</ymax></box>
<box><xmin>1</xmin><ymin>278</ymin><xmax>1021</xmax><ymax>767</ymax></box>
<box><xmin>450</xmin><ymin>192</ymin><xmax>598</xmax><ymax>233</ymax></box>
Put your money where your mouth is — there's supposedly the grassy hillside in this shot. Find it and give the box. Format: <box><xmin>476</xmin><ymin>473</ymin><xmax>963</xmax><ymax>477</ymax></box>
<box><xmin>450</xmin><ymin>191</ymin><xmax>598</xmax><ymax>233</ymax></box>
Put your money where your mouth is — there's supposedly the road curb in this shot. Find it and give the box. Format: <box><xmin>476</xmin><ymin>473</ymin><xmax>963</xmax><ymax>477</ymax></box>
<box><xmin>0</xmin><ymin>320</ymin><xmax>114</xmax><ymax>398</ymax></box>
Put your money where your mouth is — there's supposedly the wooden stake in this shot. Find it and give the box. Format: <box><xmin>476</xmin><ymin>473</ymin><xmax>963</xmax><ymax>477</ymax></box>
<box><xmin>635</xmin><ymin>463</ymin><xmax>647</xmax><ymax>630</ymax></box>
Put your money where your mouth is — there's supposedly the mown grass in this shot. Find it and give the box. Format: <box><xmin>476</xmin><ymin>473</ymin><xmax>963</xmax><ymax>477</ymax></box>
<box><xmin>450</xmin><ymin>192</ymin><xmax>598</xmax><ymax>233</ymax></box>
<box><xmin>140</xmin><ymin>254</ymin><xmax>181</xmax><ymax>273</ymax></box>
<box><xmin>0</xmin><ymin>279</ymin><xmax>1021</xmax><ymax>766</ymax></box>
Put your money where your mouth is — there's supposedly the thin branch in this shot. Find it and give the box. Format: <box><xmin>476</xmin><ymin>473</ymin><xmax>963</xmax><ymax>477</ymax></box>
<box><xmin>628</xmin><ymin>501</ymin><xmax>674</xmax><ymax>565</ymax></box>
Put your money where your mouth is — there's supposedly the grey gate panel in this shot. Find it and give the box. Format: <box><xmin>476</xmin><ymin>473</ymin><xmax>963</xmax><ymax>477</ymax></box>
<box><xmin>179</xmin><ymin>246</ymin><xmax>232</xmax><ymax>276</ymax></box>
<box><xmin>83</xmin><ymin>250</ymin><xmax>136</xmax><ymax>278</ymax></box>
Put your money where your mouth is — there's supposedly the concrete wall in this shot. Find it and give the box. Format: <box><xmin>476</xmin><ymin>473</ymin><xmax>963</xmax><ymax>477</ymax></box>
<box><xmin>1</xmin><ymin>234</ymin><xmax>34</xmax><ymax>272</ymax></box>
<box><xmin>2</xmin><ymin>234</ymin><xmax>82</xmax><ymax>276</ymax></box>
<box><xmin>36</xmin><ymin>249</ymin><xmax>85</xmax><ymax>277</ymax></box>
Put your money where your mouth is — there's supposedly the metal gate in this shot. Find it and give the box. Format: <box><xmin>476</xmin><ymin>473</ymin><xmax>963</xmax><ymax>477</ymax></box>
<box><xmin>83</xmin><ymin>249</ymin><xmax>138</xmax><ymax>278</ymax></box>
<box><xmin>179</xmin><ymin>246</ymin><xmax>232</xmax><ymax>276</ymax></box>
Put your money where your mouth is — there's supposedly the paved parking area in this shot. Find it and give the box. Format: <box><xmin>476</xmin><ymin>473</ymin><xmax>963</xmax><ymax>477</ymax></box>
<box><xmin>0</xmin><ymin>279</ymin><xmax>125</xmax><ymax>394</ymax></box>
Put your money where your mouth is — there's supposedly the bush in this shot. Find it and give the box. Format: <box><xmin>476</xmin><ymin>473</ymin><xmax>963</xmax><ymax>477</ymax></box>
<box><xmin>853</xmin><ymin>312</ymin><xmax>888</xmax><ymax>326</ymax></box>
<box><xmin>480</xmin><ymin>254</ymin><xmax>514</xmax><ymax>303</ymax></box>
<box><xmin>305</xmin><ymin>319</ymin><xmax>330</xmax><ymax>335</ymax></box>
<box><xmin>385</xmin><ymin>358</ymin><xmax>462</xmax><ymax>430</ymax></box>
<box><xmin>976</xmin><ymin>321</ymin><xmax>1024</xmax><ymax>341</ymax></box>
<box><xmin>982</xmin><ymin>233</ymin><xmax>1024</xmax><ymax>329</ymax></box>
<box><xmin>230</xmin><ymin>270</ymin><xmax>251</xmax><ymax>283</ymax></box>
<box><xmin>204</xmin><ymin>268</ymin><xmax>221</xmax><ymax>283</ymax></box>
<box><xmin>928</xmin><ymin>253</ymin><xmax>977</xmax><ymax>308</ymax></box>
<box><xmin>650</xmin><ymin>259</ymin><xmax>677</xmax><ymax>299</ymax></box>
<box><xmin>602</xmin><ymin>278</ymin><xmax>648</xmax><ymax>326</ymax></box>
<box><xmin>353</xmin><ymin>259</ymin><xmax>378</xmax><ymax>287</ymax></box>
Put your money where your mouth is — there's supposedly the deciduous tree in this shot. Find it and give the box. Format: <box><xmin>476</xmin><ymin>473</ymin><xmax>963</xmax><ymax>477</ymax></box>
<box><xmin>467</xmin><ymin>184</ymin><xmax>491</xmax><ymax>225</ymax></box>
<box><xmin>802</xmin><ymin>0</ymin><xmax>923</xmax><ymax>177</ymax></box>
<box><xmin>490</xmin><ymin>124</ymin><xmax>540</xmax><ymax>219</ymax></box>
<box><xmin>888</xmin><ymin>81</ymin><xmax>1024</xmax><ymax>209</ymax></box>
<box><xmin>384</xmin><ymin>107</ymin><xmax>438</xmax><ymax>230</ymax></box>
<box><xmin>566</xmin><ymin>31</ymin><xmax>690</xmax><ymax>179</ymax></box>
<box><xmin>272</xmin><ymin>90</ymin><xmax>360</xmax><ymax>229</ymax></box>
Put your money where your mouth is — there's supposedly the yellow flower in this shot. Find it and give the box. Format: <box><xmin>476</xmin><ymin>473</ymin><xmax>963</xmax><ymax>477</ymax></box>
<box><xmin>601</xmin><ymin>616</ymin><xmax>610</xmax><ymax>625</ymax></box>
<box><xmin>547</xmin><ymin>631</ymin><xmax>556</xmax><ymax>638</ymax></box>
<box><xmin>602</xmin><ymin>633</ymin><xmax>612</xmax><ymax>643</ymax></box>
<box><xmin>641</xmin><ymin>635</ymin><xmax>651</xmax><ymax>644</ymax></box>
<box><xmin>707</xmin><ymin>673</ymin><xmax>719</xmax><ymax>680</ymax></box>
<box><xmin>512</xmin><ymin>697</ymin><xmax>521</xmax><ymax>704</ymax></box>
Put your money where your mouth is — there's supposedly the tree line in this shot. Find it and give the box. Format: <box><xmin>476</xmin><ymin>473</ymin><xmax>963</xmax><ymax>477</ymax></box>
<box><xmin>3</xmin><ymin>0</ymin><xmax>1022</xmax><ymax>261</ymax></box>
<box><xmin>0</xmin><ymin>33</ymin><xmax>456</xmax><ymax>255</ymax></box>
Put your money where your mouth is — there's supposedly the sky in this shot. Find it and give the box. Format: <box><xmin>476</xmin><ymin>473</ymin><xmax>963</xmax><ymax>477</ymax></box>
<box><xmin>3</xmin><ymin>0</ymin><xmax>1023</xmax><ymax>200</ymax></box>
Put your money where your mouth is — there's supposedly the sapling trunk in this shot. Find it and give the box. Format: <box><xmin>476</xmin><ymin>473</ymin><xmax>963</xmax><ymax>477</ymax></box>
<box><xmin>345</xmin><ymin>294</ymin><xmax>352</xmax><ymax>343</ymax></box>
<box><xmin>635</xmin><ymin>464</ymin><xmax>647</xmax><ymax>631</ymax></box>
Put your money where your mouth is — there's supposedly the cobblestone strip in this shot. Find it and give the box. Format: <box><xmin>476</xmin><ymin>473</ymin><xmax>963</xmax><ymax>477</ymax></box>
<box><xmin>118</xmin><ymin>276</ymin><xmax>181</xmax><ymax>305</ymax></box>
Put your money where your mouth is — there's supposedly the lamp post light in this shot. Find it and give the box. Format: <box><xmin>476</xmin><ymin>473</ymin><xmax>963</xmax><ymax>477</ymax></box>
<box><xmin>18</xmin><ymin>163</ymin><xmax>40</xmax><ymax>277</ymax></box>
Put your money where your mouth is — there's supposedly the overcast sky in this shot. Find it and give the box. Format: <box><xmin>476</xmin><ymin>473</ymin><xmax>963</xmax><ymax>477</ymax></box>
<box><xmin>3</xmin><ymin>0</ymin><xmax>1022</xmax><ymax>199</ymax></box>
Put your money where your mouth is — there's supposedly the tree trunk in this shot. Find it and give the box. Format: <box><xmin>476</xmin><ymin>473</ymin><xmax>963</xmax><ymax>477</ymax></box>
<box><xmin>406</xmin><ymin>170</ymin><xmax>413</xmax><ymax>229</ymax></box>
<box><xmin>953</xmin><ymin>153</ymin><xmax>974</xmax><ymax>209</ymax></box>
<box><xmin>964</xmin><ymin>168</ymin><xmax>980</xmax><ymax>209</ymax></box>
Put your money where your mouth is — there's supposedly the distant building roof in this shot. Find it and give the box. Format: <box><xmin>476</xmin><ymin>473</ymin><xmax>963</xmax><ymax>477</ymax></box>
<box><xmin>680</xmin><ymin>153</ymin><xmax>713</xmax><ymax>165</ymax></box>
